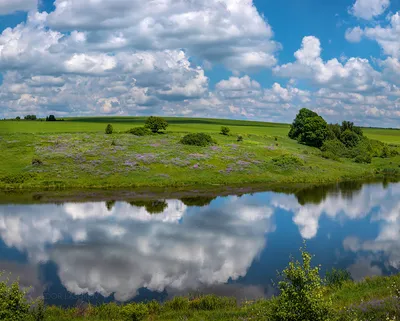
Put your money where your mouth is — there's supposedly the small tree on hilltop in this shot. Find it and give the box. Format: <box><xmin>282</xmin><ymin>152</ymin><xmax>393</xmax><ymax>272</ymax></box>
<box><xmin>145</xmin><ymin>116</ymin><xmax>168</xmax><ymax>133</ymax></box>
<box><xmin>299</xmin><ymin>116</ymin><xmax>329</xmax><ymax>148</ymax></box>
<box><xmin>288</xmin><ymin>108</ymin><xmax>318</xmax><ymax>140</ymax></box>
<box><xmin>105</xmin><ymin>124</ymin><xmax>114</xmax><ymax>134</ymax></box>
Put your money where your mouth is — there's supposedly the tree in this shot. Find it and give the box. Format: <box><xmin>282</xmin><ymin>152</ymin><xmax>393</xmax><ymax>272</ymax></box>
<box><xmin>105</xmin><ymin>124</ymin><xmax>114</xmax><ymax>134</ymax></box>
<box><xmin>46</xmin><ymin>115</ymin><xmax>57</xmax><ymax>122</ymax></box>
<box><xmin>327</xmin><ymin>123</ymin><xmax>341</xmax><ymax>140</ymax></box>
<box><xmin>341</xmin><ymin>121</ymin><xmax>354</xmax><ymax>132</ymax></box>
<box><xmin>288</xmin><ymin>108</ymin><xmax>318</xmax><ymax>140</ymax></box>
<box><xmin>220</xmin><ymin>126</ymin><xmax>230</xmax><ymax>135</ymax></box>
<box><xmin>15</xmin><ymin>116</ymin><xmax>21</xmax><ymax>121</ymax></box>
<box><xmin>144</xmin><ymin>116</ymin><xmax>168</xmax><ymax>133</ymax></box>
<box><xmin>298</xmin><ymin>116</ymin><xmax>329</xmax><ymax>148</ymax></box>
<box><xmin>24</xmin><ymin>115</ymin><xmax>37</xmax><ymax>120</ymax></box>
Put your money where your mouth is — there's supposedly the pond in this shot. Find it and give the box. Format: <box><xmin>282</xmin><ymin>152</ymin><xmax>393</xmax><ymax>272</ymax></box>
<box><xmin>0</xmin><ymin>180</ymin><xmax>399</xmax><ymax>307</ymax></box>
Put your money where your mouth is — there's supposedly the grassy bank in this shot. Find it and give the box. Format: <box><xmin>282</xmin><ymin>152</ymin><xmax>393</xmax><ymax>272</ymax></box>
<box><xmin>1</xmin><ymin>117</ymin><xmax>399</xmax><ymax>190</ymax></box>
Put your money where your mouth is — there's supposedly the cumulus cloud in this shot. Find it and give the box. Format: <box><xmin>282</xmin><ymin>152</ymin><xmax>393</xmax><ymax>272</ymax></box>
<box><xmin>349</xmin><ymin>0</ymin><xmax>390</xmax><ymax>20</ymax></box>
<box><xmin>0</xmin><ymin>0</ymin><xmax>37</xmax><ymax>15</ymax></box>
<box><xmin>274</xmin><ymin>36</ymin><xmax>386</xmax><ymax>92</ymax></box>
<box><xmin>345</xmin><ymin>26</ymin><xmax>364</xmax><ymax>43</ymax></box>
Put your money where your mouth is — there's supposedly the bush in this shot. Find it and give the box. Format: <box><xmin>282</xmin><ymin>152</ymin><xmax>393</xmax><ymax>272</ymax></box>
<box><xmin>381</xmin><ymin>144</ymin><xmax>390</xmax><ymax>158</ymax></box>
<box><xmin>188</xmin><ymin>295</ymin><xmax>236</xmax><ymax>311</ymax></box>
<box><xmin>298</xmin><ymin>116</ymin><xmax>330</xmax><ymax>148</ymax></box>
<box><xmin>180</xmin><ymin>133</ymin><xmax>215</xmax><ymax>147</ymax></box>
<box><xmin>340</xmin><ymin>129</ymin><xmax>360</xmax><ymax>148</ymax></box>
<box><xmin>31</xmin><ymin>299</ymin><xmax>46</xmax><ymax>321</ymax></box>
<box><xmin>289</xmin><ymin>108</ymin><xmax>319</xmax><ymax>140</ymax></box>
<box><xmin>121</xmin><ymin>303</ymin><xmax>148</xmax><ymax>321</ymax></box>
<box><xmin>105</xmin><ymin>124</ymin><xmax>113</xmax><ymax>135</ymax></box>
<box><xmin>320</xmin><ymin>139</ymin><xmax>347</xmax><ymax>157</ymax></box>
<box><xmin>325</xmin><ymin>268</ymin><xmax>352</xmax><ymax>288</ymax></box>
<box><xmin>32</xmin><ymin>158</ymin><xmax>43</xmax><ymax>166</ymax></box>
<box><xmin>237</xmin><ymin>135</ymin><xmax>243</xmax><ymax>142</ymax></box>
<box><xmin>271</xmin><ymin>155</ymin><xmax>304</xmax><ymax>169</ymax></box>
<box><xmin>220</xmin><ymin>126</ymin><xmax>230</xmax><ymax>135</ymax></box>
<box><xmin>164</xmin><ymin>296</ymin><xmax>189</xmax><ymax>311</ymax></box>
<box><xmin>0</xmin><ymin>272</ymin><xmax>31</xmax><ymax>321</ymax></box>
<box><xmin>127</xmin><ymin>127</ymin><xmax>152</xmax><ymax>136</ymax></box>
<box><xmin>144</xmin><ymin>116</ymin><xmax>168</xmax><ymax>133</ymax></box>
<box><xmin>354</xmin><ymin>152</ymin><xmax>372</xmax><ymax>164</ymax></box>
<box><xmin>271</xmin><ymin>244</ymin><xmax>333</xmax><ymax>321</ymax></box>
<box><xmin>321</xmin><ymin>151</ymin><xmax>340</xmax><ymax>161</ymax></box>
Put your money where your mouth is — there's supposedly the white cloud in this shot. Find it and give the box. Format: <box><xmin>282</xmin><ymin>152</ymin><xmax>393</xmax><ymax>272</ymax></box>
<box><xmin>349</xmin><ymin>0</ymin><xmax>390</xmax><ymax>20</ymax></box>
<box><xmin>345</xmin><ymin>27</ymin><xmax>364</xmax><ymax>43</ymax></box>
<box><xmin>274</xmin><ymin>36</ymin><xmax>386</xmax><ymax>93</ymax></box>
<box><xmin>0</xmin><ymin>0</ymin><xmax>36</xmax><ymax>15</ymax></box>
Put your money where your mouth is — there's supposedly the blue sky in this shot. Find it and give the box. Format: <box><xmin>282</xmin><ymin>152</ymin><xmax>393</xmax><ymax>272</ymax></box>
<box><xmin>0</xmin><ymin>0</ymin><xmax>399</xmax><ymax>127</ymax></box>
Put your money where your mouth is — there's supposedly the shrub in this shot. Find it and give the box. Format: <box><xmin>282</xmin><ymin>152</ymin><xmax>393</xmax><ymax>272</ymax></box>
<box><xmin>144</xmin><ymin>116</ymin><xmax>168</xmax><ymax>133</ymax></box>
<box><xmin>0</xmin><ymin>272</ymin><xmax>31</xmax><ymax>321</ymax></box>
<box><xmin>327</xmin><ymin>123</ymin><xmax>341</xmax><ymax>140</ymax></box>
<box><xmin>180</xmin><ymin>133</ymin><xmax>215</xmax><ymax>147</ymax></box>
<box><xmin>340</xmin><ymin>129</ymin><xmax>360</xmax><ymax>148</ymax></box>
<box><xmin>31</xmin><ymin>299</ymin><xmax>46</xmax><ymax>321</ymax></box>
<box><xmin>127</xmin><ymin>127</ymin><xmax>152</xmax><ymax>136</ymax></box>
<box><xmin>325</xmin><ymin>268</ymin><xmax>352</xmax><ymax>288</ymax></box>
<box><xmin>220</xmin><ymin>126</ymin><xmax>230</xmax><ymax>135</ymax></box>
<box><xmin>320</xmin><ymin>139</ymin><xmax>347</xmax><ymax>157</ymax></box>
<box><xmin>381</xmin><ymin>144</ymin><xmax>390</xmax><ymax>158</ymax></box>
<box><xmin>189</xmin><ymin>295</ymin><xmax>236</xmax><ymax>311</ymax></box>
<box><xmin>354</xmin><ymin>152</ymin><xmax>372</xmax><ymax>164</ymax></box>
<box><xmin>32</xmin><ymin>158</ymin><xmax>43</xmax><ymax>166</ymax></box>
<box><xmin>271</xmin><ymin>244</ymin><xmax>333</xmax><ymax>321</ymax></box>
<box><xmin>121</xmin><ymin>303</ymin><xmax>148</xmax><ymax>321</ymax></box>
<box><xmin>271</xmin><ymin>155</ymin><xmax>304</xmax><ymax>169</ymax></box>
<box><xmin>321</xmin><ymin>151</ymin><xmax>340</xmax><ymax>161</ymax></box>
<box><xmin>105</xmin><ymin>124</ymin><xmax>113</xmax><ymax>134</ymax></box>
<box><xmin>237</xmin><ymin>135</ymin><xmax>243</xmax><ymax>142</ymax></box>
<box><xmin>164</xmin><ymin>296</ymin><xmax>189</xmax><ymax>311</ymax></box>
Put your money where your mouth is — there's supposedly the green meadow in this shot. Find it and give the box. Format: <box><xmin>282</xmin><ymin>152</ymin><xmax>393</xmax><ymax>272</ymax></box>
<box><xmin>0</xmin><ymin>117</ymin><xmax>399</xmax><ymax>191</ymax></box>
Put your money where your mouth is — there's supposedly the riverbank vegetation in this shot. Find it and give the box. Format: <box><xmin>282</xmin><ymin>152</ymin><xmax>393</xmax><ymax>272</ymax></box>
<box><xmin>0</xmin><ymin>115</ymin><xmax>399</xmax><ymax>190</ymax></box>
<box><xmin>1</xmin><ymin>246</ymin><xmax>400</xmax><ymax>321</ymax></box>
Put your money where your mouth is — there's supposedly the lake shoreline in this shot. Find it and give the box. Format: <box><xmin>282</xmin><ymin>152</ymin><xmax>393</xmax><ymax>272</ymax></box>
<box><xmin>1</xmin><ymin>175</ymin><xmax>399</xmax><ymax>204</ymax></box>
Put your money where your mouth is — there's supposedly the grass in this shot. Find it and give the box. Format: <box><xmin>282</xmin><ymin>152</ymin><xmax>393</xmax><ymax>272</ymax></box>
<box><xmin>0</xmin><ymin>117</ymin><xmax>399</xmax><ymax>190</ymax></box>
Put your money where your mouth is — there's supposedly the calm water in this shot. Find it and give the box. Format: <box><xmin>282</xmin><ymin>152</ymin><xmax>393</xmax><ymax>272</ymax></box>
<box><xmin>0</xmin><ymin>181</ymin><xmax>399</xmax><ymax>306</ymax></box>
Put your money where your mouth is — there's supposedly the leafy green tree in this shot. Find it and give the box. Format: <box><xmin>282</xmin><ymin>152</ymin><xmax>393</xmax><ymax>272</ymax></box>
<box><xmin>353</xmin><ymin>126</ymin><xmax>363</xmax><ymax>137</ymax></box>
<box><xmin>220</xmin><ymin>126</ymin><xmax>230</xmax><ymax>135</ymax></box>
<box><xmin>144</xmin><ymin>116</ymin><xmax>168</xmax><ymax>133</ymax></box>
<box><xmin>129</xmin><ymin>200</ymin><xmax>168</xmax><ymax>214</ymax></box>
<box><xmin>46</xmin><ymin>115</ymin><xmax>57</xmax><ymax>122</ymax></box>
<box><xmin>288</xmin><ymin>108</ymin><xmax>318</xmax><ymax>140</ymax></box>
<box><xmin>298</xmin><ymin>116</ymin><xmax>329</xmax><ymax>148</ymax></box>
<box><xmin>15</xmin><ymin>116</ymin><xmax>21</xmax><ymax>121</ymax></box>
<box><xmin>341</xmin><ymin>121</ymin><xmax>354</xmax><ymax>132</ymax></box>
<box><xmin>272</xmin><ymin>244</ymin><xmax>333</xmax><ymax>321</ymax></box>
<box><xmin>327</xmin><ymin>123</ymin><xmax>341</xmax><ymax>140</ymax></box>
<box><xmin>340</xmin><ymin>129</ymin><xmax>360</xmax><ymax>148</ymax></box>
<box><xmin>105</xmin><ymin>124</ymin><xmax>113</xmax><ymax>134</ymax></box>
<box><xmin>24</xmin><ymin>115</ymin><xmax>37</xmax><ymax>120</ymax></box>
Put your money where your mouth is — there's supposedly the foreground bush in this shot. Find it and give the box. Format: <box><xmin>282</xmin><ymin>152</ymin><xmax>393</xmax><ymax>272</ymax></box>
<box><xmin>180</xmin><ymin>133</ymin><xmax>215</xmax><ymax>147</ymax></box>
<box><xmin>0</xmin><ymin>272</ymin><xmax>31</xmax><ymax>321</ymax></box>
<box><xmin>271</xmin><ymin>245</ymin><xmax>333</xmax><ymax>321</ymax></box>
<box><xmin>127</xmin><ymin>127</ymin><xmax>152</xmax><ymax>136</ymax></box>
<box><xmin>121</xmin><ymin>303</ymin><xmax>148</xmax><ymax>321</ymax></box>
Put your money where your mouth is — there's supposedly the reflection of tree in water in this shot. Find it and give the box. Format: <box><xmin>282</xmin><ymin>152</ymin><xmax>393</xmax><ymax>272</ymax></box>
<box><xmin>180</xmin><ymin>197</ymin><xmax>216</xmax><ymax>207</ymax></box>
<box><xmin>129</xmin><ymin>200</ymin><xmax>168</xmax><ymax>214</ymax></box>
<box><xmin>295</xmin><ymin>181</ymin><xmax>363</xmax><ymax>205</ymax></box>
<box><xmin>105</xmin><ymin>201</ymin><xmax>116</xmax><ymax>211</ymax></box>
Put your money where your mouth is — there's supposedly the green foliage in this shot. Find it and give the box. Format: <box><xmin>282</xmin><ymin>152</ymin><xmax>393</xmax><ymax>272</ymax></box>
<box><xmin>298</xmin><ymin>116</ymin><xmax>330</xmax><ymax>148</ymax></box>
<box><xmin>180</xmin><ymin>197</ymin><xmax>216</xmax><ymax>207</ymax></box>
<box><xmin>321</xmin><ymin>151</ymin><xmax>340</xmax><ymax>161</ymax></box>
<box><xmin>325</xmin><ymin>268</ymin><xmax>352</xmax><ymax>288</ymax></box>
<box><xmin>188</xmin><ymin>295</ymin><xmax>236</xmax><ymax>311</ymax></box>
<box><xmin>237</xmin><ymin>135</ymin><xmax>243</xmax><ymax>142</ymax></box>
<box><xmin>145</xmin><ymin>116</ymin><xmax>168</xmax><ymax>133</ymax></box>
<box><xmin>121</xmin><ymin>303</ymin><xmax>149</xmax><ymax>321</ymax></box>
<box><xmin>0</xmin><ymin>272</ymin><xmax>31</xmax><ymax>321</ymax></box>
<box><xmin>164</xmin><ymin>296</ymin><xmax>190</xmax><ymax>311</ymax></box>
<box><xmin>31</xmin><ymin>299</ymin><xmax>46</xmax><ymax>321</ymax></box>
<box><xmin>271</xmin><ymin>244</ymin><xmax>333</xmax><ymax>321</ymax></box>
<box><xmin>127</xmin><ymin>127</ymin><xmax>152</xmax><ymax>136</ymax></box>
<box><xmin>46</xmin><ymin>115</ymin><xmax>57</xmax><ymax>122</ymax></box>
<box><xmin>180</xmin><ymin>133</ymin><xmax>215</xmax><ymax>147</ymax></box>
<box><xmin>105</xmin><ymin>124</ymin><xmax>113</xmax><ymax>135</ymax></box>
<box><xmin>354</xmin><ymin>152</ymin><xmax>372</xmax><ymax>164</ymax></box>
<box><xmin>16</xmin><ymin>116</ymin><xmax>21</xmax><ymax>121</ymax></box>
<box><xmin>271</xmin><ymin>155</ymin><xmax>304</xmax><ymax>169</ymax></box>
<box><xmin>320</xmin><ymin>139</ymin><xmax>347</xmax><ymax>157</ymax></box>
<box><xmin>341</xmin><ymin>121</ymin><xmax>354</xmax><ymax>132</ymax></box>
<box><xmin>24</xmin><ymin>115</ymin><xmax>37</xmax><ymax>120</ymax></box>
<box><xmin>220</xmin><ymin>126</ymin><xmax>230</xmax><ymax>135</ymax></box>
<box><xmin>340</xmin><ymin>130</ymin><xmax>360</xmax><ymax>148</ymax></box>
<box><xmin>0</xmin><ymin>173</ymin><xmax>36</xmax><ymax>184</ymax></box>
<box><xmin>328</xmin><ymin>124</ymin><xmax>341</xmax><ymax>140</ymax></box>
<box><xmin>129</xmin><ymin>200</ymin><xmax>168</xmax><ymax>214</ymax></box>
<box><xmin>288</xmin><ymin>108</ymin><xmax>318</xmax><ymax>140</ymax></box>
<box><xmin>381</xmin><ymin>144</ymin><xmax>390</xmax><ymax>158</ymax></box>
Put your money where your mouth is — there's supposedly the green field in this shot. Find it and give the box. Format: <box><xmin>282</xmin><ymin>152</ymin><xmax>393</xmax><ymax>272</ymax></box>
<box><xmin>0</xmin><ymin>117</ymin><xmax>399</xmax><ymax>191</ymax></box>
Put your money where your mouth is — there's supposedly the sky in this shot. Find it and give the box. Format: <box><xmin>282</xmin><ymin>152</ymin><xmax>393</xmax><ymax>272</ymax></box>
<box><xmin>0</xmin><ymin>0</ymin><xmax>399</xmax><ymax>127</ymax></box>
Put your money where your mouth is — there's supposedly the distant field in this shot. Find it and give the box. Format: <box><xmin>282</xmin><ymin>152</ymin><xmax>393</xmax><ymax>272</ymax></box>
<box><xmin>1</xmin><ymin>117</ymin><xmax>399</xmax><ymax>144</ymax></box>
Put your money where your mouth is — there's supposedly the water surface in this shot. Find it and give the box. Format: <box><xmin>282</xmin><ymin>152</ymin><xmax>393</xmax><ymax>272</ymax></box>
<box><xmin>0</xmin><ymin>181</ymin><xmax>399</xmax><ymax>306</ymax></box>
